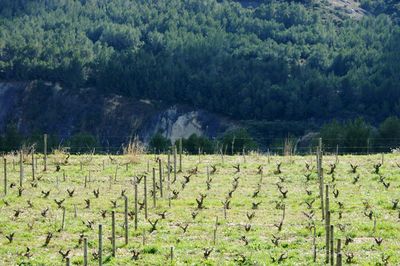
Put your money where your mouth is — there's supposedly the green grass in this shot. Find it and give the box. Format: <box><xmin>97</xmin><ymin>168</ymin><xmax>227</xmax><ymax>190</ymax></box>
<box><xmin>0</xmin><ymin>153</ymin><xmax>399</xmax><ymax>265</ymax></box>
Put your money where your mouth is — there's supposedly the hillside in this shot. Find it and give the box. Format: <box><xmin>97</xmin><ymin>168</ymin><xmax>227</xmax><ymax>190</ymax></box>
<box><xmin>0</xmin><ymin>0</ymin><xmax>399</xmax><ymax>147</ymax></box>
<box><xmin>0</xmin><ymin>81</ymin><xmax>233</xmax><ymax>152</ymax></box>
<box><xmin>237</xmin><ymin>0</ymin><xmax>368</xmax><ymax>19</ymax></box>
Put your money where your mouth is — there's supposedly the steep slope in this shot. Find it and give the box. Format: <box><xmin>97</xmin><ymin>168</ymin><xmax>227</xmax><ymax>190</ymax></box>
<box><xmin>327</xmin><ymin>0</ymin><xmax>367</xmax><ymax>19</ymax></box>
<box><xmin>0</xmin><ymin>0</ymin><xmax>399</xmax><ymax>144</ymax></box>
<box><xmin>236</xmin><ymin>0</ymin><xmax>367</xmax><ymax>19</ymax></box>
<box><xmin>0</xmin><ymin>81</ymin><xmax>233</xmax><ymax>148</ymax></box>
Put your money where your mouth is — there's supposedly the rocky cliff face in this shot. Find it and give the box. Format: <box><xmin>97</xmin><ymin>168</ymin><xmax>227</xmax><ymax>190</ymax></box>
<box><xmin>0</xmin><ymin>81</ymin><xmax>233</xmax><ymax>146</ymax></box>
<box><xmin>140</xmin><ymin>106</ymin><xmax>232</xmax><ymax>143</ymax></box>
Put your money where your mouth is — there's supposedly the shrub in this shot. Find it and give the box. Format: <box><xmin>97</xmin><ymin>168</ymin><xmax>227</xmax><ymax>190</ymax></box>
<box><xmin>320</xmin><ymin>118</ymin><xmax>372</xmax><ymax>153</ymax></box>
<box><xmin>68</xmin><ymin>132</ymin><xmax>98</xmax><ymax>153</ymax></box>
<box><xmin>123</xmin><ymin>135</ymin><xmax>146</xmax><ymax>163</ymax></box>
<box><xmin>220</xmin><ymin>129</ymin><xmax>258</xmax><ymax>155</ymax></box>
<box><xmin>148</xmin><ymin>133</ymin><xmax>171</xmax><ymax>153</ymax></box>
<box><xmin>378</xmin><ymin>116</ymin><xmax>400</xmax><ymax>151</ymax></box>
<box><xmin>178</xmin><ymin>134</ymin><xmax>215</xmax><ymax>154</ymax></box>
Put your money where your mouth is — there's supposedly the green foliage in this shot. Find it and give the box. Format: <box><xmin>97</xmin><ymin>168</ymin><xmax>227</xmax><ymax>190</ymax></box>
<box><xmin>148</xmin><ymin>133</ymin><xmax>171</xmax><ymax>153</ymax></box>
<box><xmin>0</xmin><ymin>123</ymin><xmax>22</xmax><ymax>152</ymax></box>
<box><xmin>178</xmin><ymin>134</ymin><xmax>215</xmax><ymax>154</ymax></box>
<box><xmin>67</xmin><ymin>132</ymin><xmax>98</xmax><ymax>153</ymax></box>
<box><xmin>221</xmin><ymin>129</ymin><xmax>258</xmax><ymax>155</ymax></box>
<box><xmin>142</xmin><ymin>246</ymin><xmax>159</xmax><ymax>254</ymax></box>
<box><xmin>378</xmin><ymin>116</ymin><xmax>400</xmax><ymax>150</ymax></box>
<box><xmin>0</xmin><ymin>0</ymin><xmax>398</xmax><ymax>123</ymax></box>
<box><xmin>3</xmin><ymin>152</ymin><xmax>400</xmax><ymax>264</ymax></box>
<box><xmin>24</xmin><ymin>133</ymin><xmax>59</xmax><ymax>152</ymax></box>
<box><xmin>360</xmin><ymin>0</ymin><xmax>400</xmax><ymax>23</ymax></box>
<box><xmin>320</xmin><ymin>119</ymin><xmax>343</xmax><ymax>150</ymax></box>
<box><xmin>321</xmin><ymin>118</ymin><xmax>372</xmax><ymax>153</ymax></box>
<box><xmin>343</xmin><ymin>118</ymin><xmax>372</xmax><ymax>153</ymax></box>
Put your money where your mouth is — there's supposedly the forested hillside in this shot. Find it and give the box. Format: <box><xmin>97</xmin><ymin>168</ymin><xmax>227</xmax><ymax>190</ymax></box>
<box><xmin>361</xmin><ymin>0</ymin><xmax>400</xmax><ymax>23</ymax></box>
<box><xmin>0</xmin><ymin>0</ymin><xmax>399</xmax><ymax>122</ymax></box>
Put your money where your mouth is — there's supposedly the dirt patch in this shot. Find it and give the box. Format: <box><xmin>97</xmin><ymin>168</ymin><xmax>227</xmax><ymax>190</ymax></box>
<box><xmin>328</xmin><ymin>0</ymin><xmax>367</xmax><ymax>19</ymax></box>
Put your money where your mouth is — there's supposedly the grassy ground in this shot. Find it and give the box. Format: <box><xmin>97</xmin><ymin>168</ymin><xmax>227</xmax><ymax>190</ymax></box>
<box><xmin>0</xmin><ymin>152</ymin><xmax>399</xmax><ymax>265</ymax></box>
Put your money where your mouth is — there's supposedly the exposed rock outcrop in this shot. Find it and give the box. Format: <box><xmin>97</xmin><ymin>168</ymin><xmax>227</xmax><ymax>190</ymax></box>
<box><xmin>0</xmin><ymin>81</ymin><xmax>234</xmax><ymax>147</ymax></box>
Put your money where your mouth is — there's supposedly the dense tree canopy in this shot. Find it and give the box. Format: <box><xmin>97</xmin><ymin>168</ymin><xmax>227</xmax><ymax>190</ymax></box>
<box><xmin>0</xmin><ymin>0</ymin><xmax>399</xmax><ymax>123</ymax></box>
<box><xmin>360</xmin><ymin>0</ymin><xmax>400</xmax><ymax>23</ymax></box>
<box><xmin>320</xmin><ymin>117</ymin><xmax>400</xmax><ymax>153</ymax></box>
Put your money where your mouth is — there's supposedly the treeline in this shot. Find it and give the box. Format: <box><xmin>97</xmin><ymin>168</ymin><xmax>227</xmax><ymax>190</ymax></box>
<box><xmin>0</xmin><ymin>126</ymin><xmax>257</xmax><ymax>155</ymax></box>
<box><xmin>1</xmin><ymin>116</ymin><xmax>400</xmax><ymax>154</ymax></box>
<box><xmin>149</xmin><ymin>128</ymin><xmax>258</xmax><ymax>155</ymax></box>
<box><xmin>148</xmin><ymin>116</ymin><xmax>400</xmax><ymax>154</ymax></box>
<box><xmin>320</xmin><ymin>116</ymin><xmax>400</xmax><ymax>153</ymax></box>
<box><xmin>0</xmin><ymin>127</ymin><xmax>99</xmax><ymax>154</ymax></box>
<box><xmin>0</xmin><ymin>0</ymin><xmax>399</xmax><ymax>122</ymax></box>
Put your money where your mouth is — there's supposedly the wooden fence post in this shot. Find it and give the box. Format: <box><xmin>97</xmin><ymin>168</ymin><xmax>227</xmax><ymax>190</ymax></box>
<box><xmin>134</xmin><ymin>179</ymin><xmax>138</xmax><ymax>230</ymax></box>
<box><xmin>335</xmin><ymin>145</ymin><xmax>339</xmax><ymax>165</ymax></box>
<box><xmin>318</xmin><ymin>139</ymin><xmax>325</xmax><ymax>220</ymax></box>
<box><xmin>61</xmin><ymin>207</ymin><xmax>66</xmax><ymax>231</ymax></box>
<box><xmin>142</xmin><ymin>228</ymin><xmax>146</xmax><ymax>246</ymax></box>
<box><xmin>152</xmin><ymin>168</ymin><xmax>156</xmax><ymax>208</ymax></box>
<box><xmin>198</xmin><ymin>147</ymin><xmax>201</xmax><ymax>164</ymax></box>
<box><xmin>231</xmin><ymin>136</ymin><xmax>235</xmax><ymax>155</ymax></box>
<box><xmin>98</xmin><ymin>224</ymin><xmax>103</xmax><ymax>266</ymax></box>
<box><xmin>326</xmin><ymin>210</ymin><xmax>331</xmax><ymax>264</ymax></box>
<box><xmin>223</xmin><ymin>205</ymin><xmax>227</xmax><ymax>220</ymax></box>
<box><xmin>336</xmin><ymin>239</ymin><xmax>342</xmax><ymax>266</ymax></box>
<box><xmin>319</xmin><ymin>169</ymin><xmax>325</xmax><ymax>220</ymax></box>
<box><xmin>114</xmin><ymin>165</ymin><xmax>118</xmax><ymax>181</ymax></box>
<box><xmin>159</xmin><ymin>159</ymin><xmax>163</xmax><ymax>197</ymax></box>
<box><xmin>325</xmin><ymin>184</ymin><xmax>330</xmax><ymax>264</ymax></box>
<box><xmin>3</xmin><ymin>158</ymin><xmax>7</xmax><ymax>196</ymax></box>
<box><xmin>111</xmin><ymin>211</ymin><xmax>116</xmax><ymax>257</ymax></box>
<box><xmin>44</xmin><ymin>134</ymin><xmax>47</xmax><ymax>171</ymax></box>
<box><xmin>313</xmin><ymin>225</ymin><xmax>316</xmax><ymax>262</ymax></box>
<box><xmin>83</xmin><ymin>237</ymin><xmax>88</xmax><ymax>266</ymax></box>
<box><xmin>213</xmin><ymin>216</ymin><xmax>218</xmax><ymax>245</ymax></box>
<box><xmin>144</xmin><ymin>175</ymin><xmax>148</xmax><ymax>219</ymax></box>
<box><xmin>19</xmin><ymin>150</ymin><xmax>24</xmax><ymax>187</ymax></box>
<box><xmin>173</xmin><ymin>145</ymin><xmax>177</xmax><ymax>184</ymax></box>
<box><xmin>179</xmin><ymin>138</ymin><xmax>182</xmax><ymax>172</ymax></box>
<box><xmin>124</xmin><ymin>196</ymin><xmax>128</xmax><ymax>245</ymax></box>
<box><xmin>168</xmin><ymin>151</ymin><xmax>171</xmax><ymax>208</ymax></box>
<box><xmin>31</xmin><ymin>148</ymin><xmax>35</xmax><ymax>181</ymax></box>
<box><xmin>330</xmin><ymin>225</ymin><xmax>334</xmax><ymax>265</ymax></box>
